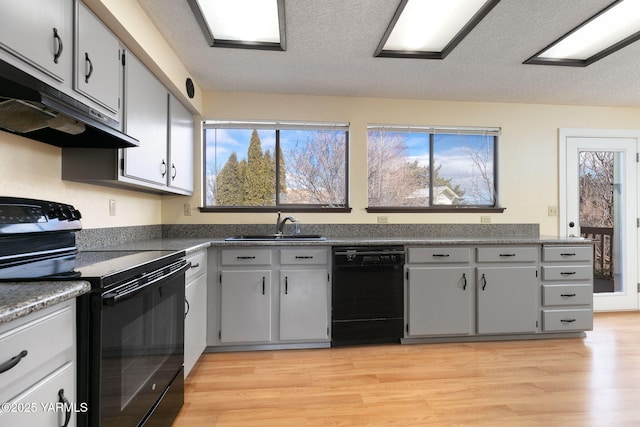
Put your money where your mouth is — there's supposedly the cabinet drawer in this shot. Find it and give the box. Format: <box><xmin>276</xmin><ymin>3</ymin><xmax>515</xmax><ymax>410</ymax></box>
<box><xmin>543</xmin><ymin>246</ymin><xmax>592</xmax><ymax>262</ymax></box>
<box><xmin>542</xmin><ymin>309</ymin><xmax>593</xmax><ymax>332</ymax></box>
<box><xmin>542</xmin><ymin>265</ymin><xmax>592</xmax><ymax>281</ymax></box>
<box><xmin>280</xmin><ymin>248</ymin><xmax>328</xmax><ymax>265</ymax></box>
<box><xmin>221</xmin><ymin>249</ymin><xmax>271</xmax><ymax>265</ymax></box>
<box><xmin>408</xmin><ymin>247</ymin><xmax>470</xmax><ymax>264</ymax></box>
<box><xmin>186</xmin><ymin>250</ymin><xmax>207</xmax><ymax>282</ymax></box>
<box><xmin>476</xmin><ymin>246</ymin><xmax>537</xmax><ymax>263</ymax></box>
<box><xmin>0</xmin><ymin>306</ymin><xmax>73</xmax><ymax>389</ymax></box>
<box><xmin>0</xmin><ymin>362</ymin><xmax>76</xmax><ymax>427</ymax></box>
<box><xmin>542</xmin><ymin>284</ymin><xmax>592</xmax><ymax>306</ymax></box>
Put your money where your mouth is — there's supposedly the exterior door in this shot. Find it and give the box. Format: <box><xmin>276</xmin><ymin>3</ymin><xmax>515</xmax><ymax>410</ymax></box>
<box><xmin>560</xmin><ymin>129</ymin><xmax>638</xmax><ymax>311</ymax></box>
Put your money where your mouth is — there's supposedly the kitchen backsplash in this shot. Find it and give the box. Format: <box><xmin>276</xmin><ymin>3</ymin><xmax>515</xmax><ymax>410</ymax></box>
<box><xmin>77</xmin><ymin>223</ymin><xmax>539</xmax><ymax>250</ymax></box>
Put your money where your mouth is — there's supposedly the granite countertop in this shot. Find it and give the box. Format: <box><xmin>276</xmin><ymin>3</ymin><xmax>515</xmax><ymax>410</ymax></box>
<box><xmin>0</xmin><ymin>281</ymin><xmax>91</xmax><ymax>325</ymax></box>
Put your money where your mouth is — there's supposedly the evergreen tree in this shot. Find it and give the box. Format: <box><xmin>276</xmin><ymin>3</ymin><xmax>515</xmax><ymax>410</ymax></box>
<box><xmin>215</xmin><ymin>152</ymin><xmax>242</xmax><ymax>205</ymax></box>
<box><xmin>242</xmin><ymin>130</ymin><xmax>272</xmax><ymax>205</ymax></box>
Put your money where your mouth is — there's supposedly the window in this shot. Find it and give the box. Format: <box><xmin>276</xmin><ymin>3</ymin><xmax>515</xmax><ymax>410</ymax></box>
<box><xmin>203</xmin><ymin>121</ymin><xmax>349</xmax><ymax>211</ymax></box>
<box><xmin>367</xmin><ymin>125</ymin><xmax>501</xmax><ymax>212</ymax></box>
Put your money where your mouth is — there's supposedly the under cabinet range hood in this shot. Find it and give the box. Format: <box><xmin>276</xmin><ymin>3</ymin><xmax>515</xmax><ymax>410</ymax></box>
<box><xmin>0</xmin><ymin>60</ymin><xmax>138</xmax><ymax>148</ymax></box>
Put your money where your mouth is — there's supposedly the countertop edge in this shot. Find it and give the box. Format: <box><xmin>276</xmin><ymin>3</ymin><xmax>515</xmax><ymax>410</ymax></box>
<box><xmin>0</xmin><ymin>281</ymin><xmax>91</xmax><ymax>325</ymax></box>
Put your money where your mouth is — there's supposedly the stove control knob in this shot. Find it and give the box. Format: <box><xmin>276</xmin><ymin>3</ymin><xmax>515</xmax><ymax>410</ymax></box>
<box><xmin>71</xmin><ymin>209</ymin><xmax>82</xmax><ymax>220</ymax></box>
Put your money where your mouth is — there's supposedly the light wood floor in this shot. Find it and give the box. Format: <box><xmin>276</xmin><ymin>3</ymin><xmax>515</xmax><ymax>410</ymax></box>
<box><xmin>174</xmin><ymin>312</ymin><xmax>640</xmax><ymax>426</ymax></box>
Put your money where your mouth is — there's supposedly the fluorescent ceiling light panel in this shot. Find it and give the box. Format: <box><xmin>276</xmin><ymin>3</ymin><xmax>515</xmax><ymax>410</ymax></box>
<box><xmin>525</xmin><ymin>0</ymin><xmax>640</xmax><ymax>66</ymax></box>
<box><xmin>375</xmin><ymin>0</ymin><xmax>500</xmax><ymax>59</ymax></box>
<box><xmin>187</xmin><ymin>0</ymin><xmax>286</xmax><ymax>51</ymax></box>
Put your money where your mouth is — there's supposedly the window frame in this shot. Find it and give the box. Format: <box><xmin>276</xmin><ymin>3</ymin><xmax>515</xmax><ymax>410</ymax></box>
<box><xmin>366</xmin><ymin>124</ymin><xmax>504</xmax><ymax>213</ymax></box>
<box><xmin>201</xmin><ymin>120</ymin><xmax>351</xmax><ymax>213</ymax></box>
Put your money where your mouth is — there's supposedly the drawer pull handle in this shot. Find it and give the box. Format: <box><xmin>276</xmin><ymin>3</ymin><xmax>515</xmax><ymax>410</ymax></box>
<box><xmin>560</xmin><ymin>253</ymin><xmax>576</xmax><ymax>256</ymax></box>
<box><xmin>561</xmin><ymin>319</ymin><xmax>577</xmax><ymax>323</ymax></box>
<box><xmin>432</xmin><ymin>254</ymin><xmax>450</xmax><ymax>257</ymax></box>
<box><xmin>0</xmin><ymin>350</ymin><xmax>28</xmax><ymax>374</ymax></box>
<box><xmin>499</xmin><ymin>253</ymin><xmax>516</xmax><ymax>257</ymax></box>
<box><xmin>58</xmin><ymin>388</ymin><xmax>72</xmax><ymax>427</ymax></box>
<box><xmin>560</xmin><ymin>272</ymin><xmax>577</xmax><ymax>275</ymax></box>
<box><xmin>560</xmin><ymin>293</ymin><xmax>577</xmax><ymax>297</ymax></box>
<box><xmin>190</xmin><ymin>263</ymin><xmax>200</xmax><ymax>269</ymax></box>
<box><xmin>295</xmin><ymin>256</ymin><xmax>314</xmax><ymax>259</ymax></box>
<box><xmin>237</xmin><ymin>256</ymin><xmax>256</xmax><ymax>260</ymax></box>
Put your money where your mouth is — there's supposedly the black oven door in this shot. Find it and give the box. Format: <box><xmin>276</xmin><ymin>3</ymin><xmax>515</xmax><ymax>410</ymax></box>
<box><xmin>98</xmin><ymin>259</ymin><xmax>188</xmax><ymax>427</ymax></box>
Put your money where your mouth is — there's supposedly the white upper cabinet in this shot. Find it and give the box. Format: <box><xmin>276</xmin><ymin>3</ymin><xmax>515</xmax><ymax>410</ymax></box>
<box><xmin>122</xmin><ymin>52</ymin><xmax>168</xmax><ymax>186</ymax></box>
<box><xmin>0</xmin><ymin>0</ymin><xmax>73</xmax><ymax>84</ymax></box>
<box><xmin>75</xmin><ymin>1</ymin><xmax>121</xmax><ymax>114</ymax></box>
<box><xmin>168</xmin><ymin>94</ymin><xmax>195</xmax><ymax>193</ymax></box>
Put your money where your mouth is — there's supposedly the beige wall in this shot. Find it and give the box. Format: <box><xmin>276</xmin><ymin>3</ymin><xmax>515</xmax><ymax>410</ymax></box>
<box><xmin>0</xmin><ymin>132</ymin><xmax>162</xmax><ymax>229</ymax></box>
<box><xmin>161</xmin><ymin>91</ymin><xmax>640</xmax><ymax>236</ymax></box>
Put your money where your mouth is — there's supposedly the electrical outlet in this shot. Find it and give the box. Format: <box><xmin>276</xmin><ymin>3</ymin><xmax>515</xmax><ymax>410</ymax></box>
<box><xmin>548</xmin><ymin>205</ymin><xmax>558</xmax><ymax>216</ymax></box>
<box><xmin>480</xmin><ymin>216</ymin><xmax>491</xmax><ymax>224</ymax></box>
<box><xmin>377</xmin><ymin>216</ymin><xmax>388</xmax><ymax>224</ymax></box>
<box><xmin>183</xmin><ymin>203</ymin><xmax>192</xmax><ymax>216</ymax></box>
<box><xmin>109</xmin><ymin>199</ymin><xmax>116</xmax><ymax>216</ymax></box>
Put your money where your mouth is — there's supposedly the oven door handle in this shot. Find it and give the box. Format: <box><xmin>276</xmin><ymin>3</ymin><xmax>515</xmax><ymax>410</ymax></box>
<box><xmin>103</xmin><ymin>260</ymin><xmax>190</xmax><ymax>306</ymax></box>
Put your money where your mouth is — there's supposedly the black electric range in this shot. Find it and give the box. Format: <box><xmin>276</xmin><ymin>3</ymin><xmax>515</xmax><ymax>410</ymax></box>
<box><xmin>0</xmin><ymin>197</ymin><xmax>186</xmax><ymax>427</ymax></box>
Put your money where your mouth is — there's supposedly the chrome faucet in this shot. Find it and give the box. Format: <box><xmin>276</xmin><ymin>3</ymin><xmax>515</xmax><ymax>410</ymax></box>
<box><xmin>276</xmin><ymin>211</ymin><xmax>298</xmax><ymax>235</ymax></box>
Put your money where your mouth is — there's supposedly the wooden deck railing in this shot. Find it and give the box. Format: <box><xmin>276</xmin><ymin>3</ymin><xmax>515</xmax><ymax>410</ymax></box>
<box><xmin>580</xmin><ymin>226</ymin><xmax>613</xmax><ymax>278</ymax></box>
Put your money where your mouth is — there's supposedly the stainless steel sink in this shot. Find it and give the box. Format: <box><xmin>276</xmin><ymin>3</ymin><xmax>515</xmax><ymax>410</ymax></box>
<box><xmin>225</xmin><ymin>234</ymin><xmax>326</xmax><ymax>241</ymax></box>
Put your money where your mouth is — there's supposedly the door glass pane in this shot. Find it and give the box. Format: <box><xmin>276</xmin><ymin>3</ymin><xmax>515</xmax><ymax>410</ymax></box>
<box><xmin>578</xmin><ymin>151</ymin><xmax>621</xmax><ymax>293</ymax></box>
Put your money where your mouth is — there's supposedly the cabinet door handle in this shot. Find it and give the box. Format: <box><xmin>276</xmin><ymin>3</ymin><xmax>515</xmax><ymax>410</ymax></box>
<box><xmin>561</xmin><ymin>319</ymin><xmax>577</xmax><ymax>323</ymax></box>
<box><xmin>171</xmin><ymin>163</ymin><xmax>177</xmax><ymax>181</ymax></box>
<box><xmin>84</xmin><ymin>52</ymin><xmax>93</xmax><ymax>83</ymax></box>
<box><xmin>161</xmin><ymin>159</ymin><xmax>167</xmax><ymax>177</ymax></box>
<box><xmin>462</xmin><ymin>273</ymin><xmax>467</xmax><ymax>290</ymax></box>
<box><xmin>499</xmin><ymin>253</ymin><xmax>516</xmax><ymax>257</ymax></box>
<box><xmin>560</xmin><ymin>272</ymin><xmax>577</xmax><ymax>275</ymax></box>
<box><xmin>237</xmin><ymin>256</ymin><xmax>256</xmax><ymax>260</ymax></box>
<box><xmin>285</xmin><ymin>276</ymin><xmax>288</xmax><ymax>294</ymax></box>
<box><xmin>560</xmin><ymin>253</ymin><xmax>576</xmax><ymax>257</ymax></box>
<box><xmin>184</xmin><ymin>298</ymin><xmax>190</xmax><ymax>319</ymax></box>
<box><xmin>58</xmin><ymin>389</ymin><xmax>72</xmax><ymax>427</ymax></box>
<box><xmin>0</xmin><ymin>350</ymin><xmax>28</xmax><ymax>374</ymax></box>
<box><xmin>481</xmin><ymin>274</ymin><xmax>487</xmax><ymax>291</ymax></box>
<box><xmin>53</xmin><ymin>28</ymin><xmax>63</xmax><ymax>64</ymax></box>
<box><xmin>190</xmin><ymin>263</ymin><xmax>200</xmax><ymax>269</ymax></box>
<box><xmin>262</xmin><ymin>276</ymin><xmax>266</xmax><ymax>295</ymax></box>
<box><xmin>560</xmin><ymin>293</ymin><xmax>577</xmax><ymax>297</ymax></box>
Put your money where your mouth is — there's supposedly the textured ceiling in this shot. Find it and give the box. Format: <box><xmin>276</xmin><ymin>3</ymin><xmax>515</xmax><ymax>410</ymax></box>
<box><xmin>138</xmin><ymin>0</ymin><xmax>640</xmax><ymax>107</ymax></box>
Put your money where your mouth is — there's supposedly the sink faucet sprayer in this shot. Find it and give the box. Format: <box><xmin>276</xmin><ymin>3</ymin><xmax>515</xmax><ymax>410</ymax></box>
<box><xmin>276</xmin><ymin>211</ymin><xmax>298</xmax><ymax>235</ymax></box>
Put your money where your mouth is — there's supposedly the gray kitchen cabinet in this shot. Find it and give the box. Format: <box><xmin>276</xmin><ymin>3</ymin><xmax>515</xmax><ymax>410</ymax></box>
<box><xmin>168</xmin><ymin>94</ymin><xmax>195</xmax><ymax>193</ymax></box>
<box><xmin>279</xmin><ymin>269</ymin><xmax>329</xmax><ymax>340</ymax></box>
<box><xmin>0</xmin><ymin>300</ymin><xmax>76</xmax><ymax>427</ymax></box>
<box><xmin>0</xmin><ymin>0</ymin><xmax>73</xmax><ymax>85</ymax></box>
<box><xmin>122</xmin><ymin>52</ymin><xmax>168</xmax><ymax>186</ymax></box>
<box><xmin>218</xmin><ymin>248</ymin><xmax>273</xmax><ymax>344</ymax></box>
<box><xmin>184</xmin><ymin>250</ymin><xmax>207</xmax><ymax>378</ymax></box>
<box><xmin>406</xmin><ymin>247</ymin><xmax>473</xmax><ymax>337</ymax></box>
<box><xmin>74</xmin><ymin>1</ymin><xmax>121</xmax><ymax>116</ymax></box>
<box><xmin>540</xmin><ymin>245</ymin><xmax>593</xmax><ymax>332</ymax></box>
<box><xmin>219</xmin><ymin>269</ymin><xmax>272</xmax><ymax>344</ymax></box>
<box><xmin>476</xmin><ymin>246</ymin><xmax>539</xmax><ymax>335</ymax></box>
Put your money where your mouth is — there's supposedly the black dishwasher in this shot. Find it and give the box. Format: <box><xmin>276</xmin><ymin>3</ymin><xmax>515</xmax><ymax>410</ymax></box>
<box><xmin>332</xmin><ymin>246</ymin><xmax>405</xmax><ymax>346</ymax></box>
